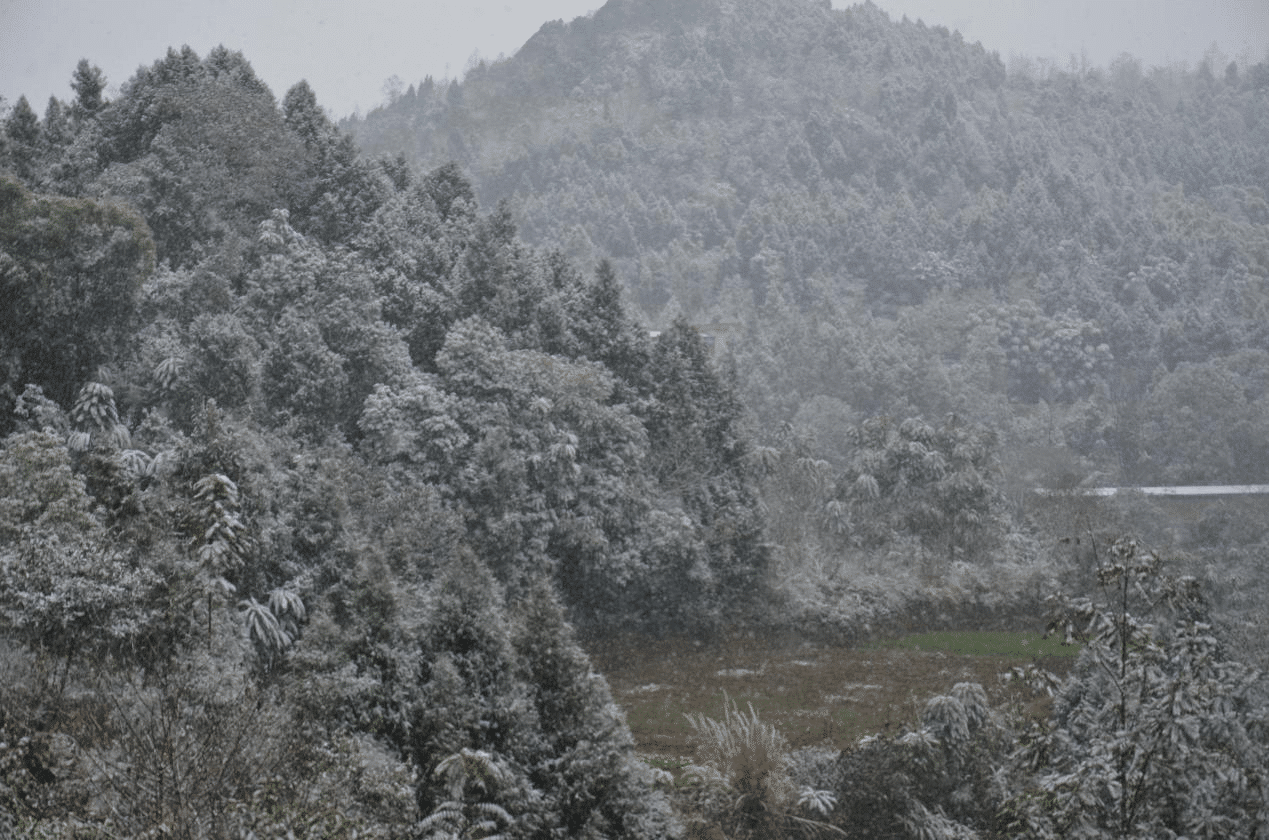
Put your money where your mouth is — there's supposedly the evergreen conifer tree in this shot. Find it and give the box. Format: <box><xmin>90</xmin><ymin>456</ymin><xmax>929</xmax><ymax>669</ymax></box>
<box><xmin>3</xmin><ymin>95</ymin><xmax>42</xmax><ymax>181</ymax></box>
<box><xmin>69</xmin><ymin>59</ymin><xmax>106</xmax><ymax>122</ymax></box>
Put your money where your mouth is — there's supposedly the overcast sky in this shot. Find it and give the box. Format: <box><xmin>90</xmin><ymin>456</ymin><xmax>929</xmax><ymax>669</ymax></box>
<box><xmin>2</xmin><ymin>1</ymin><xmax>1267</xmax><ymax>120</ymax></box>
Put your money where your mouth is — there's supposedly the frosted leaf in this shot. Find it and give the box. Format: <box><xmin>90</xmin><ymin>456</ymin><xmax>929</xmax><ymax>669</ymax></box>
<box><xmin>797</xmin><ymin>785</ymin><xmax>837</xmax><ymax>815</ymax></box>
<box><xmin>119</xmin><ymin>449</ymin><xmax>152</xmax><ymax>477</ymax></box>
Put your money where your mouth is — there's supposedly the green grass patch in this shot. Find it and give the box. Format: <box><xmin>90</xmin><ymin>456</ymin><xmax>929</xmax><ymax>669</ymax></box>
<box><xmin>596</xmin><ymin>633</ymin><xmax>1078</xmax><ymax>763</ymax></box>
<box><xmin>869</xmin><ymin>630</ymin><xmax>1079</xmax><ymax>658</ymax></box>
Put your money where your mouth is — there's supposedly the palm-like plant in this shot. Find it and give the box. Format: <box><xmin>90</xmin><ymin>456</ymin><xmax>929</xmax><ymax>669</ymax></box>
<box><xmin>191</xmin><ymin>473</ymin><xmax>252</xmax><ymax>647</ymax></box>
<box><xmin>68</xmin><ymin>381</ymin><xmax>131</xmax><ymax>452</ymax></box>
<box><xmin>154</xmin><ymin>355</ymin><xmax>185</xmax><ymax>393</ymax></box>
<box><xmin>193</xmin><ymin>473</ymin><xmax>249</xmax><ymax>583</ymax></box>
<box><xmin>240</xmin><ymin>596</ymin><xmax>286</xmax><ymax>650</ymax></box>
<box><xmin>239</xmin><ymin>588</ymin><xmax>306</xmax><ymax>668</ymax></box>
<box><xmin>419</xmin><ymin>748</ymin><xmax>515</xmax><ymax>839</ymax></box>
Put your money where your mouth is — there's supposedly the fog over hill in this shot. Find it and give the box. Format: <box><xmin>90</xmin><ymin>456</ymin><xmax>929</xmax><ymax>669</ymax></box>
<box><xmin>3</xmin><ymin>0</ymin><xmax>1260</xmax><ymax>120</ymax></box>
<box><xmin>347</xmin><ymin>0</ymin><xmax>1269</xmax><ymax>492</ymax></box>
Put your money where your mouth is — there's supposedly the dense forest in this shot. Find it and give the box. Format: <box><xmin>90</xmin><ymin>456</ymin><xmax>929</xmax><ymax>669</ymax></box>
<box><xmin>350</xmin><ymin>0</ymin><xmax>1269</xmax><ymax>490</ymax></box>
<box><xmin>1</xmin><ymin>0</ymin><xmax>1267</xmax><ymax>837</ymax></box>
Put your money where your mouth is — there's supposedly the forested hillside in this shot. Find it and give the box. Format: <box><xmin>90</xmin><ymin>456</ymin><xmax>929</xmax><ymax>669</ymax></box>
<box><xmin>0</xmin><ymin>44</ymin><xmax>770</xmax><ymax>836</ymax></box>
<box><xmin>2</xmin><ymin>2</ymin><xmax>1268</xmax><ymax>836</ymax></box>
<box><xmin>349</xmin><ymin>0</ymin><xmax>1269</xmax><ymax>494</ymax></box>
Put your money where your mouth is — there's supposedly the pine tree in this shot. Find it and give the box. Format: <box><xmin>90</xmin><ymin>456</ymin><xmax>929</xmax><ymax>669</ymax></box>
<box><xmin>281</xmin><ymin>80</ymin><xmax>331</xmax><ymax>151</ymax></box>
<box><xmin>513</xmin><ymin>582</ymin><xmax>681</xmax><ymax>839</ymax></box>
<box><xmin>0</xmin><ymin>177</ymin><xmax>154</xmax><ymax>421</ymax></box>
<box><xmin>4</xmin><ymin>95</ymin><xmax>42</xmax><ymax>181</ymax></box>
<box><xmin>69</xmin><ymin>59</ymin><xmax>106</xmax><ymax>122</ymax></box>
<box><xmin>408</xmin><ymin>554</ymin><xmax>543</xmax><ymax>831</ymax></box>
<box><xmin>423</xmin><ymin>161</ymin><xmax>477</xmax><ymax>222</ymax></box>
<box><xmin>572</xmin><ymin>259</ymin><xmax>653</xmax><ymax>395</ymax></box>
<box><xmin>41</xmin><ymin>97</ymin><xmax>71</xmax><ymax>150</ymax></box>
<box><xmin>644</xmin><ymin>320</ymin><xmax>769</xmax><ymax>621</ymax></box>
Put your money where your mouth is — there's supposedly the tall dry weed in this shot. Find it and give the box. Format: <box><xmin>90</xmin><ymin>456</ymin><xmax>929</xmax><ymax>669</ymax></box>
<box><xmin>684</xmin><ymin>692</ymin><xmax>794</xmax><ymax>810</ymax></box>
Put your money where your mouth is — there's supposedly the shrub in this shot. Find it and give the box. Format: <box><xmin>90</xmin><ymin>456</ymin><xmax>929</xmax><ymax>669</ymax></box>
<box><xmin>684</xmin><ymin>693</ymin><xmax>843</xmax><ymax>839</ymax></box>
<box><xmin>1004</xmin><ymin>538</ymin><xmax>1269</xmax><ymax>838</ymax></box>
<box><xmin>832</xmin><ymin>683</ymin><xmax>1006</xmax><ymax>839</ymax></box>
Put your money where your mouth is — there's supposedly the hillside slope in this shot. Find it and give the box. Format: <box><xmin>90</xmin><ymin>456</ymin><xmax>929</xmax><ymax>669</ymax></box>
<box><xmin>348</xmin><ymin>0</ymin><xmax>1269</xmax><ymax>491</ymax></box>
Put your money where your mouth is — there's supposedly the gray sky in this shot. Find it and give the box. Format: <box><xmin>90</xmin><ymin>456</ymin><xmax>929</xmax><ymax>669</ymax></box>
<box><xmin>868</xmin><ymin>0</ymin><xmax>1268</xmax><ymax>73</ymax></box>
<box><xmin>2</xmin><ymin>1</ymin><xmax>1267</xmax><ymax>120</ymax></box>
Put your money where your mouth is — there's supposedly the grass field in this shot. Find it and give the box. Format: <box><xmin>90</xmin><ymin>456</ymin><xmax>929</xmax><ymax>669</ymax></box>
<box><xmin>590</xmin><ymin>631</ymin><xmax>1077</xmax><ymax>763</ymax></box>
<box><xmin>868</xmin><ymin>629</ymin><xmax>1080</xmax><ymax>658</ymax></box>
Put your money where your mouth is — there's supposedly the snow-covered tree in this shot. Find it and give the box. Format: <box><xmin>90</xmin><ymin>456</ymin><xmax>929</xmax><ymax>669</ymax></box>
<box><xmin>834</xmin><ymin>414</ymin><xmax>1006</xmax><ymax>568</ymax></box>
<box><xmin>1006</xmin><ymin>538</ymin><xmax>1268</xmax><ymax>838</ymax></box>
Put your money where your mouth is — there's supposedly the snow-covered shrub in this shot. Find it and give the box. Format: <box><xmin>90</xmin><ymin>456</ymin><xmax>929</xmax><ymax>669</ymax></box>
<box><xmin>833</xmin><ymin>682</ymin><xmax>1006</xmax><ymax>839</ymax></box>
<box><xmin>786</xmin><ymin>745</ymin><xmax>842</xmax><ymax>797</ymax></box>
<box><xmin>1004</xmin><ymin>538</ymin><xmax>1269</xmax><ymax>838</ymax></box>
